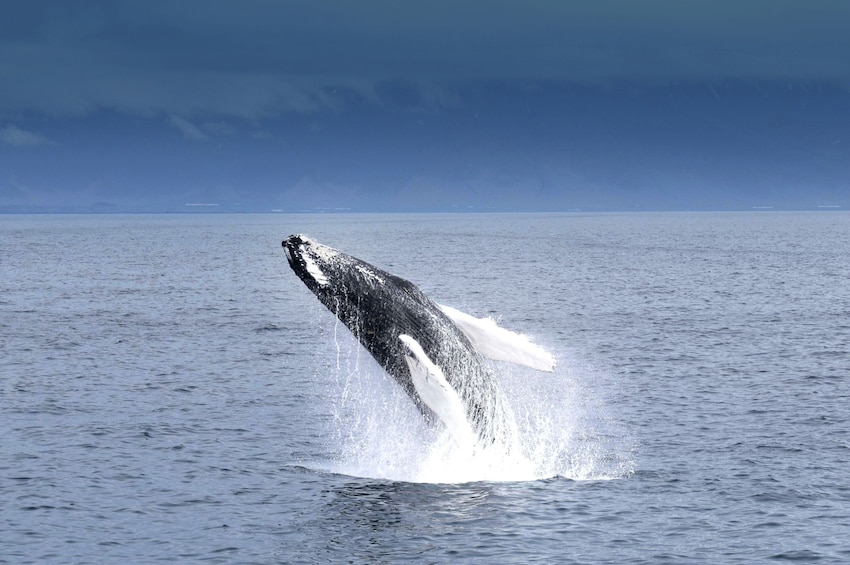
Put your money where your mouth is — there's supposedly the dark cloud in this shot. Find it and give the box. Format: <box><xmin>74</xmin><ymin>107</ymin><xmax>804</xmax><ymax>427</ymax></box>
<box><xmin>167</xmin><ymin>114</ymin><xmax>209</xmax><ymax>140</ymax></box>
<box><xmin>3</xmin><ymin>1</ymin><xmax>850</xmax><ymax>118</ymax></box>
<box><xmin>0</xmin><ymin>124</ymin><xmax>53</xmax><ymax>146</ymax></box>
<box><xmin>2</xmin><ymin>1</ymin><xmax>850</xmax><ymax>213</ymax></box>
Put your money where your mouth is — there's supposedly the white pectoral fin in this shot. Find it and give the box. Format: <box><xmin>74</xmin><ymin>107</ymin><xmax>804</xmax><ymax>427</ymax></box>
<box><xmin>398</xmin><ymin>334</ymin><xmax>476</xmax><ymax>449</ymax></box>
<box><xmin>439</xmin><ymin>304</ymin><xmax>556</xmax><ymax>372</ymax></box>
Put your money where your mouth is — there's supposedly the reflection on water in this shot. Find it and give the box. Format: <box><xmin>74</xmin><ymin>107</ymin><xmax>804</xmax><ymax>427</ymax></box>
<box><xmin>295</xmin><ymin>479</ymin><xmax>496</xmax><ymax>562</ymax></box>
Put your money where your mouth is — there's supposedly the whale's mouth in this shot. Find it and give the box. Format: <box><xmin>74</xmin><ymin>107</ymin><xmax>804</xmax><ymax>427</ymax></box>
<box><xmin>281</xmin><ymin>235</ymin><xmax>300</xmax><ymax>268</ymax></box>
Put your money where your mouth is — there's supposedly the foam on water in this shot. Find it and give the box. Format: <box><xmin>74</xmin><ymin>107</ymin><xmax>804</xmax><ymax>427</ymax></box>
<box><xmin>318</xmin><ymin>316</ymin><xmax>634</xmax><ymax>484</ymax></box>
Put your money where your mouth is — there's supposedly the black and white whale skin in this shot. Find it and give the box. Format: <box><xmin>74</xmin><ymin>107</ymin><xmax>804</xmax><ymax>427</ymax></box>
<box><xmin>282</xmin><ymin>234</ymin><xmax>554</xmax><ymax>447</ymax></box>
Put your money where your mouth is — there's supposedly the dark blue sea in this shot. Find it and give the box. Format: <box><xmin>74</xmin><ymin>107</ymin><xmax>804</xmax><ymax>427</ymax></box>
<box><xmin>2</xmin><ymin>212</ymin><xmax>849</xmax><ymax>563</ymax></box>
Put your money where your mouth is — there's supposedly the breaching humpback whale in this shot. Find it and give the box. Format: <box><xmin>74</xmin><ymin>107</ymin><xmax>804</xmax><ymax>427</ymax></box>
<box><xmin>282</xmin><ymin>234</ymin><xmax>555</xmax><ymax>448</ymax></box>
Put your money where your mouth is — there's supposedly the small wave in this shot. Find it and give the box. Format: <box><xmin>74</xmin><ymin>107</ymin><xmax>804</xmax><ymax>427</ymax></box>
<box><xmin>770</xmin><ymin>550</ymin><xmax>825</xmax><ymax>561</ymax></box>
<box><xmin>254</xmin><ymin>323</ymin><xmax>284</xmax><ymax>332</ymax></box>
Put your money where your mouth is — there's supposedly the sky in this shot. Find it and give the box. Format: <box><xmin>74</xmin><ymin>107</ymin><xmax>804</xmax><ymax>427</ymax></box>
<box><xmin>2</xmin><ymin>0</ymin><xmax>850</xmax><ymax>213</ymax></box>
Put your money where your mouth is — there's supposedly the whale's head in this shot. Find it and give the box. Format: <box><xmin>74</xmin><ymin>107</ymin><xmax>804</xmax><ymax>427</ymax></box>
<box><xmin>283</xmin><ymin>234</ymin><xmax>392</xmax><ymax>293</ymax></box>
<box><xmin>281</xmin><ymin>234</ymin><xmax>340</xmax><ymax>293</ymax></box>
<box><xmin>283</xmin><ymin>233</ymin><xmax>408</xmax><ymax>329</ymax></box>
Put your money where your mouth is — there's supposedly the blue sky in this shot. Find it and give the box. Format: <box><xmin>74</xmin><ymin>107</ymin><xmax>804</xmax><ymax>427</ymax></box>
<box><xmin>2</xmin><ymin>1</ymin><xmax>850</xmax><ymax>212</ymax></box>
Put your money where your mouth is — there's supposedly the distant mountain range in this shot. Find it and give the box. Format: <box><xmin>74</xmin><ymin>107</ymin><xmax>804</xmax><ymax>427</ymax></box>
<box><xmin>2</xmin><ymin>81</ymin><xmax>848</xmax><ymax>213</ymax></box>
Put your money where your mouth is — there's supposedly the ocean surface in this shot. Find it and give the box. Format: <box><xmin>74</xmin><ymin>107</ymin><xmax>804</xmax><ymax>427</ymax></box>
<box><xmin>2</xmin><ymin>211</ymin><xmax>849</xmax><ymax>563</ymax></box>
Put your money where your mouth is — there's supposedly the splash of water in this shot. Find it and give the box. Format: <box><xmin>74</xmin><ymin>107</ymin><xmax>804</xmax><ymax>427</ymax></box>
<box><xmin>319</xmin><ymin>320</ymin><xmax>634</xmax><ymax>484</ymax></box>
